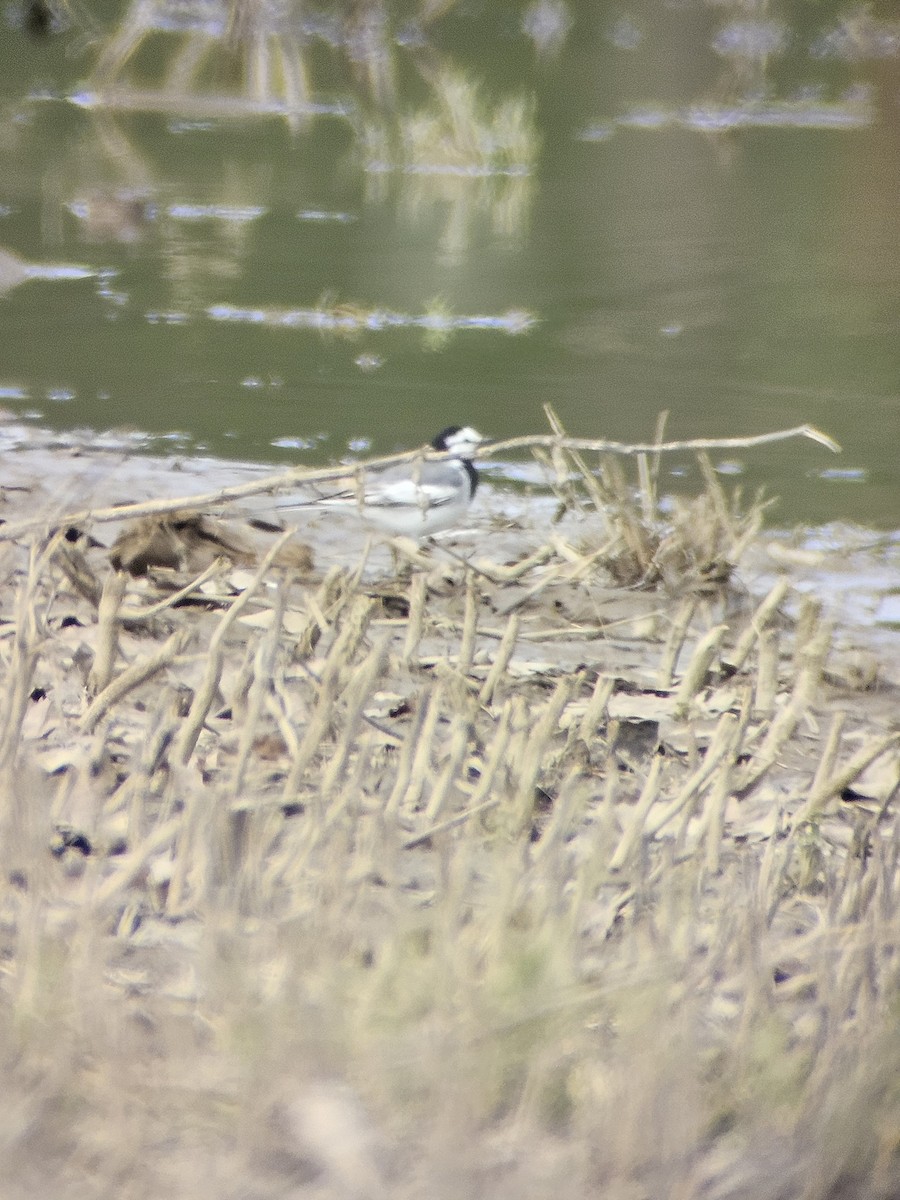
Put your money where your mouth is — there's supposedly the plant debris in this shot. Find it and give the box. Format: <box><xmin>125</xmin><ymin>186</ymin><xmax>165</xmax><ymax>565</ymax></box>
<box><xmin>0</xmin><ymin>428</ymin><xmax>898</xmax><ymax>1200</ymax></box>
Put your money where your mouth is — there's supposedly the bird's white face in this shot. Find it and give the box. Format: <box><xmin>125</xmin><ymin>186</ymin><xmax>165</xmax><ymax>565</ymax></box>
<box><xmin>441</xmin><ymin>426</ymin><xmax>485</xmax><ymax>458</ymax></box>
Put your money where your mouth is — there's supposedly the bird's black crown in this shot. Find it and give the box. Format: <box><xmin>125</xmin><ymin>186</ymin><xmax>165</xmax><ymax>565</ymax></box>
<box><xmin>431</xmin><ymin>426</ymin><xmax>463</xmax><ymax>451</ymax></box>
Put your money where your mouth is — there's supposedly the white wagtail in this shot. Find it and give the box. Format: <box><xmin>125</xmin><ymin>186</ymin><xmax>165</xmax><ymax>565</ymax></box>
<box><xmin>285</xmin><ymin>426</ymin><xmax>486</xmax><ymax>539</ymax></box>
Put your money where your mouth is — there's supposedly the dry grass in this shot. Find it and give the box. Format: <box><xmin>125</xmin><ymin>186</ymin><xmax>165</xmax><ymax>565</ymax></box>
<box><xmin>0</xmin><ymin>448</ymin><xmax>898</xmax><ymax>1200</ymax></box>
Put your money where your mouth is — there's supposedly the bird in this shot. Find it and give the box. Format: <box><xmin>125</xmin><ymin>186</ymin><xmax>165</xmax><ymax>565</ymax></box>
<box><xmin>284</xmin><ymin>426</ymin><xmax>486</xmax><ymax>539</ymax></box>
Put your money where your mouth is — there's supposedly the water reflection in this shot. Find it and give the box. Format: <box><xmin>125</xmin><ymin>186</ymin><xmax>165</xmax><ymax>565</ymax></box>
<box><xmin>62</xmin><ymin>189</ymin><xmax>154</xmax><ymax>243</ymax></box>
<box><xmin>83</xmin><ymin>0</ymin><xmax>521</xmax><ymax>137</ymax></box>
<box><xmin>68</xmin><ymin>0</ymin><xmax>537</xmax><ymax>267</ymax></box>
<box><xmin>207</xmin><ymin>301</ymin><xmax>536</xmax><ymax>347</ymax></box>
<box><xmin>378</xmin><ymin>71</ymin><xmax>536</xmax><ymax>264</ymax></box>
<box><xmin>0</xmin><ymin>0</ymin><xmax>897</xmax><ymax>526</ymax></box>
<box><xmin>0</xmin><ymin>245</ymin><xmax>95</xmax><ymax>293</ymax></box>
<box><xmin>43</xmin><ymin>116</ymin><xmax>157</xmax><ymax>244</ymax></box>
<box><xmin>522</xmin><ymin>0</ymin><xmax>572</xmax><ymax>58</ymax></box>
<box><xmin>88</xmin><ymin>0</ymin><xmax>316</xmax><ymax>126</ymax></box>
<box><xmin>811</xmin><ymin>9</ymin><xmax>900</xmax><ymax>61</ymax></box>
<box><xmin>580</xmin><ymin>95</ymin><xmax>874</xmax><ymax>139</ymax></box>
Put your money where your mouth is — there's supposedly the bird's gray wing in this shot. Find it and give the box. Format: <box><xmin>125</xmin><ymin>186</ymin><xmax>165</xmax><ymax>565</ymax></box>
<box><xmin>362</xmin><ymin>461</ymin><xmax>462</xmax><ymax>509</ymax></box>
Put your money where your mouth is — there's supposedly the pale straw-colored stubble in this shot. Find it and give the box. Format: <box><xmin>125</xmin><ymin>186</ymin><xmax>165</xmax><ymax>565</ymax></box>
<box><xmin>231</xmin><ymin>577</ymin><xmax>288</xmax><ymax>796</ymax></box>
<box><xmin>85</xmin><ymin>567</ymin><xmax>127</xmax><ymax>696</ymax></box>
<box><xmin>798</xmin><ymin>729</ymin><xmax>900</xmax><ymax>825</ymax></box>
<box><xmin>80</xmin><ymin>628</ymin><xmax>189</xmax><ymax>735</ymax></box>
<box><xmin>656</xmin><ymin>594</ymin><xmax>697</xmax><ymax>688</ymax></box>
<box><xmin>172</xmin><ymin>529</ymin><xmax>296</xmax><ymax>765</ymax></box>
<box><xmin>734</xmin><ymin>608</ymin><xmax>834</xmax><ymax>800</ymax></box>
<box><xmin>0</xmin><ymin>536</ymin><xmax>61</xmax><ymax>777</ymax></box>
<box><xmin>2</xmin><ymin>433</ymin><xmax>899</xmax><ymax>1198</ymax></box>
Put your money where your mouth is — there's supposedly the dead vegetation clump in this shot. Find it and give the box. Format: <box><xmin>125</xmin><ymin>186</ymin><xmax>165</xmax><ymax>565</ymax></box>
<box><xmin>533</xmin><ymin>409</ymin><xmax>770</xmax><ymax>593</ymax></box>
<box><xmin>0</xmin><ymin>434</ymin><xmax>898</xmax><ymax>1200</ymax></box>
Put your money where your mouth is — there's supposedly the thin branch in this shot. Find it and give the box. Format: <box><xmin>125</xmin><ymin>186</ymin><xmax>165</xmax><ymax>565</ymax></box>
<box><xmin>482</xmin><ymin>424</ymin><xmax>841</xmax><ymax>458</ymax></box>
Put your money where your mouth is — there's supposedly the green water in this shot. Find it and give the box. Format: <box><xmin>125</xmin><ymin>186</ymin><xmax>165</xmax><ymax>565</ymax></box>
<box><xmin>0</xmin><ymin>0</ymin><xmax>897</xmax><ymax>526</ymax></box>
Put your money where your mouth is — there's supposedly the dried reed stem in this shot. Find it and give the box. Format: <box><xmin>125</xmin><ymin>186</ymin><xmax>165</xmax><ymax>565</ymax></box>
<box><xmin>399</xmin><ymin>684</ymin><xmax>445</xmax><ymax>815</ymax></box>
<box><xmin>753</xmin><ymin>627</ymin><xmax>781</xmax><ymax>719</ymax></box>
<box><xmin>0</xmin><ymin>544</ymin><xmax>47</xmax><ymax>772</ymax></box>
<box><xmin>798</xmin><ymin>732</ymin><xmax>900</xmax><ymax>823</ymax></box>
<box><xmin>645</xmin><ymin>711</ymin><xmax>741</xmax><ymax>837</ymax></box>
<box><xmin>294</xmin><ymin>565</ymin><xmax>347</xmax><ymax>659</ymax></box>
<box><xmin>231</xmin><ymin>577</ymin><xmax>287</xmax><ymax>796</ymax></box>
<box><xmin>657</xmin><ymin>597</ymin><xmax>696</xmax><ymax>689</ymax></box>
<box><xmin>700</xmin><ymin>691</ymin><xmax>753</xmax><ymax>874</ymax></box>
<box><xmin>672</xmin><ymin>624</ymin><xmax>727</xmax><ymax>719</ymax></box>
<box><xmin>51</xmin><ymin>542</ymin><xmax>103</xmax><ymax>607</ymax></box>
<box><xmin>423</xmin><ymin>711</ymin><xmax>475</xmax><ymax>823</ymax></box>
<box><xmin>736</xmin><ymin>613</ymin><xmax>833</xmax><ymax>798</ymax></box>
<box><xmin>91</xmin><ymin>813</ymin><xmax>184</xmax><ymax>908</ymax></box>
<box><xmin>608</xmin><ymin>751</ymin><xmax>665</xmax><ymax>871</ymax></box>
<box><xmin>321</xmin><ymin>636</ymin><xmax>390</xmax><ymax>805</ymax></box>
<box><xmin>79</xmin><ymin>628</ymin><xmax>189</xmax><ymax>734</ymax></box>
<box><xmin>384</xmin><ymin>693</ymin><xmax>432</xmax><ymax>819</ymax></box>
<box><xmin>577</xmin><ymin>674</ymin><xmax>615</xmax><ymax>745</ymax></box>
<box><xmin>174</xmin><ymin>530</ymin><xmax>294</xmax><ymax>763</ymax></box>
<box><xmin>402</xmin><ymin>571</ymin><xmax>428</xmax><ymax>665</ymax></box>
<box><xmin>403</xmin><ymin>794</ymin><xmax>503</xmax><ymax>850</ymax></box>
<box><xmin>458</xmin><ymin>572</ymin><xmax>478</xmax><ymax>673</ymax></box>
<box><xmin>511</xmin><ymin>676</ymin><xmax>574</xmax><ymax>819</ymax></box>
<box><xmin>86</xmin><ymin>569</ymin><xmax>127</xmax><ymax>695</ymax></box>
<box><xmin>478</xmin><ymin>613</ymin><xmax>520</xmax><ymax>706</ymax></box>
<box><xmin>118</xmin><ymin>557</ymin><xmax>225</xmax><ymax>621</ymax></box>
<box><xmin>724</xmin><ymin>578</ymin><xmax>790</xmax><ymax>673</ymax></box>
<box><xmin>808</xmin><ymin>711</ymin><xmax>846</xmax><ymax>806</ymax></box>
